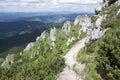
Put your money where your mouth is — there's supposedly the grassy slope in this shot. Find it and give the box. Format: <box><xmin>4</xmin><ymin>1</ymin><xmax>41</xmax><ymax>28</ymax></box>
<box><xmin>0</xmin><ymin>20</ymin><xmax>87</xmax><ymax>80</ymax></box>
<box><xmin>77</xmin><ymin>5</ymin><xmax>120</xmax><ymax>80</ymax></box>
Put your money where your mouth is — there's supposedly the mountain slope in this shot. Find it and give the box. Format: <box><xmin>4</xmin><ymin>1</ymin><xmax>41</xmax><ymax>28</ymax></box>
<box><xmin>0</xmin><ymin>0</ymin><xmax>120</xmax><ymax>80</ymax></box>
<box><xmin>58</xmin><ymin>38</ymin><xmax>86</xmax><ymax>80</ymax></box>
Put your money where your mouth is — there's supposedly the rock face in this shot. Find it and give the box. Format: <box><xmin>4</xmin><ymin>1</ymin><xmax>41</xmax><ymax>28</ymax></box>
<box><xmin>95</xmin><ymin>0</ymin><xmax>110</xmax><ymax>14</ymax></box>
<box><xmin>73</xmin><ymin>13</ymin><xmax>108</xmax><ymax>42</ymax></box>
<box><xmin>85</xmin><ymin>14</ymin><xmax>108</xmax><ymax>41</ymax></box>
<box><xmin>74</xmin><ymin>15</ymin><xmax>92</xmax><ymax>39</ymax></box>
<box><xmin>51</xmin><ymin>42</ymin><xmax>56</xmax><ymax>49</ymax></box>
<box><xmin>95</xmin><ymin>15</ymin><xmax>107</xmax><ymax>28</ymax></box>
<box><xmin>66</xmin><ymin>37</ymin><xmax>76</xmax><ymax>46</ymax></box>
<box><xmin>62</xmin><ymin>21</ymin><xmax>72</xmax><ymax>34</ymax></box>
<box><xmin>50</xmin><ymin>27</ymin><xmax>56</xmax><ymax>48</ymax></box>
<box><xmin>24</xmin><ymin>42</ymin><xmax>34</xmax><ymax>51</ymax></box>
<box><xmin>95</xmin><ymin>5</ymin><xmax>102</xmax><ymax>14</ymax></box>
<box><xmin>74</xmin><ymin>15</ymin><xmax>91</xmax><ymax>26</ymax></box>
<box><xmin>118</xmin><ymin>0</ymin><xmax>120</xmax><ymax>5</ymax></box>
<box><xmin>117</xmin><ymin>9</ymin><xmax>120</xmax><ymax>15</ymax></box>
<box><xmin>1</xmin><ymin>54</ymin><xmax>14</xmax><ymax>67</ymax></box>
<box><xmin>103</xmin><ymin>0</ymin><xmax>109</xmax><ymax>7</ymax></box>
<box><xmin>50</xmin><ymin>27</ymin><xmax>56</xmax><ymax>42</ymax></box>
<box><xmin>36</xmin><ymin>31</ymin><xmax>46</xmax><ymax>41</ymax></box>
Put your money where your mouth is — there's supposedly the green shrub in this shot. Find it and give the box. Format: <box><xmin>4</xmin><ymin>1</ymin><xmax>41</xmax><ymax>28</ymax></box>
<box><xmin>101</xmin><ymin>19</ymin><xmax>120</xmax><ymax>28</ymax></box>
<box><xmin>108</xmin><ymin>0</ymin><xmax>118</xmax><ymax>6</ymax></box>
<box><xmin>91</xmin><ymin>16</ymin><xmax>98</xmax><ymax>23</ymax></box>
<box><xmin>96</xmin><ymin>29</ymin><xmax>120</xmax><ymax>79</ymax></box>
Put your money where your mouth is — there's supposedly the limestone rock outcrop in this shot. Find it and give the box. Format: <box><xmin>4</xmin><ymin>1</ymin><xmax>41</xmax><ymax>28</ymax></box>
<box><xmin>95</xmin><ymin>0</ymin><xmax>110</xmax><ymax>14</ymax></box>
<box><xmin>95</xmin><ymin>15</ymin><xmax>107</xmax><ymax>28</ymax></box>
<box><xmin>36</xmin><ymin>31</ymin><xmax>46</xmax><ymax>41</ymax></box>
<box><xmin>62</xmin><ymin>21</ymin><xmax>72</xmax><ymax>34</ymax></box>
<box><xmin>66</xmin><ymin>37</ymin><xmax>76</xmax><ymax>46</ymax></box>
<box><xmin>50</xmin><ymin>27</ymin><xmax>56</xmax><ymax>42</ymax></box>
<box><xmin>1</xmin><ymin>54</ymin><xmax>14</xmax><ymax>67</ymax></box>
<box><xmin>74</xmin><ymin>15</ymin><xmax>91</xmax><ymax>26</ymax></box>
<box><xmin>117</xmin><ymin>9</ymin><xmax>120</xmax><ymax>15</ymax></box>
<box><xmin>85</xmin><ymin>14</ymin><xmax>108</xmax><ymax>41</ymax></box>
<box><xmin>74</xmin><ymin>15</ymin><xmax>92</xmax><ymax>39</ymax></box>
<box><xmin>24</xmin><ymin>42</ymin><xmax>34</xmax><ymax>51</ymax></box>
<box><xmin>50</xmin><ymin>27</ymin><xmax>56</xmax><ymax>49</ymax></box>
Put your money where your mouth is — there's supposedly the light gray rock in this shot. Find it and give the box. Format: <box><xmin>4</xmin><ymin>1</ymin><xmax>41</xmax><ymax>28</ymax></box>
<box><xmin>74</xmin><ymin>15</ymin><xmax>91</xmax><ymax>39</ymax></box>
<box><xmin>86</xmin><ymin>14</ymin><xmax>108</xmax><ymax>41</ymax></box>
<box><xmin>30</xmin><ymin>52</ymin><xmax>37</xmax><ymax>59</ymax></box>
<box><xmin>78</xmin><ymin>29</ymin><xmax>82</xmax><ymax>39</ymax></box>
<box><xmin>74</xmin><ymin>16</ymin><xmax>80</xmax><ymax>25</ymax></box>
<box><xmin>95</xmin><ymin>5</ymin><xmax>102</xmax><ymax>14</ymax></box>
<box><xmin>102</xmin><ymin>0</ymin><xmax>109</xmax><ymax>7</ymax></box>
<box><xmin>74</xmin><ymin>15</ymin><xmax>91</xmax><ymax>27</ymax></box>
<box><xmin>95</xmin><ymin>15</ymin><xmax>107</xmax><ymax>28</ymax></box>
<box><xmin>51</xmin><ymin>42</ymin><xmax>56</xmax><ymax>49</ymax></box>
<box><xmin>30</xmin><ymin>54</ymin><xmax>34</xmax><ymax>59</ymax></box>
<box><xmin>118</xmin><ymin>0</ymin><xmax>120</xmax><ymax>5</ymax></box>
<box><xmin>112</xmin><ymin>0</ymin><xmax>120</xmax><ymax>5</ymax></box>
<box><xmin>66</xmin><ymin>37</ymin><xmax>76</xmax><ymax>46</ymax></box>
<box><xmin>1</xmin><ymin>54</ymin><xmax>14</xmax><ymax>67</ymax></box>
<box><xmin>50</xmin><ymin>27</ymin><xmax>56</xmax><ymax>42</ymax></box>
<box><xmin>62</xmin><ymin>21</ymin><xmax>72</xmax><ymax>34</ymax></box>
<box><xmin>50</xmin><ymin>27</ymin><xmax>56</xmax><ymax>49</ymax></box>
<box><xmin>95</xmin><ymin>0</ymin><xmax>109</xmax><ymax>14</ymax></box>
<box><xmin>117</xmin><ymin>9</ymin><xmax>120</xmax><ymax>15</ymax></box>
<box><xmin>36</xmin><ymin>31</ymin><xmax>46</xmax><ymax>41</ymax></box>
<box><xmin>24</xmin><ymin>42</ymin><xmax>34</xmax><ymax>51</ymax></box>
<box><xmin>20</xmin><ymin>52</ymin><xmax>22</xmax><ymax>55</ymax></box>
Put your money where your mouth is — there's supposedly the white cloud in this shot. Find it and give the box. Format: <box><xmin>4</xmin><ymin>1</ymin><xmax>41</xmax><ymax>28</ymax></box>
<box><xmin>58</xmin><ymin>0</ymin><xmax>99</xmax><ymax>4</ymax></box>
<box><xmin>0</xmin><ymin>0</ymin><xmax>100</xmax><ymax>12</ymax></box>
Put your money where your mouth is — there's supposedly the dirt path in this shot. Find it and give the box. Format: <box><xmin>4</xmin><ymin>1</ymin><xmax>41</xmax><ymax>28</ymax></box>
<box><xmin>57</xmin><ymin>38</ymin><xmax>87</xmax><ymax>80</ymax></box>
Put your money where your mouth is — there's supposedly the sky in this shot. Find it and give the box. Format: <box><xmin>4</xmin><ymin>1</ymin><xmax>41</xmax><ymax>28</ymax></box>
<box><xmin>0</xmin><ymin>0</ymin><xmax>100</xmax><ymax>13</ymax></box>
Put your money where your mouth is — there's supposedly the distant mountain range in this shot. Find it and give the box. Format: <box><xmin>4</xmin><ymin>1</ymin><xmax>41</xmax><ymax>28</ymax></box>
<box><xmin>0</xmin><ymin>12</ymin><xmax>94</xmax><ymax>55</ymax></box>
<box><xmin>0</xmin><ymin>13</ymin><xmax>94</xmax><ymax>39</ymax></box>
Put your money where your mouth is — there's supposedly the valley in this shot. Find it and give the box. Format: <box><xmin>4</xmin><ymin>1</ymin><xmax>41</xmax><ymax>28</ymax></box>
<box><xmin>0</xmin><ymin>0</ymin><xmax>120</xmax><ymax>80</ymax></box>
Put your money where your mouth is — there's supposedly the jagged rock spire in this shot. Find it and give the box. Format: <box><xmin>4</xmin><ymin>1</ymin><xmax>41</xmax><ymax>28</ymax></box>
<box><xmin>62</xmin><ymin>21</ymin><xmax>72</xmax><ymax>34</ymax></box>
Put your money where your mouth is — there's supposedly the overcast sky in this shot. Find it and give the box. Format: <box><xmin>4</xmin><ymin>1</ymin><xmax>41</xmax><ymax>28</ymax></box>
<box><xmin>0</xmin><ymin>0</ymin><xmax>100</xmax><ymax>13</ymax></box>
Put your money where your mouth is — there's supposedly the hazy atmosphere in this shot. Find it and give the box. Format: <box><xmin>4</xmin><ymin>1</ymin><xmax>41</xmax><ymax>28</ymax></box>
<box><xmin>0</xmin><ymin>0</ymin><xmax>100</xmax><ymax>12</ymax></box>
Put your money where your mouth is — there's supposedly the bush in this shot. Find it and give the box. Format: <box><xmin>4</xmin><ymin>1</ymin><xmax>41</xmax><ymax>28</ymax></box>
<box><xmin>108</xmin><ymin>0</ymin><xmax>118</xmax><ymax>6</ymax></box>
<box><xmin>96</xmin><ymin>29</ymin><xmax>120</xmax><ymax>79</ymax></box>
<box><xmin>101</xmin><ymin>19</ymin><xmax>120</xmax><ymax>28</ymax></box>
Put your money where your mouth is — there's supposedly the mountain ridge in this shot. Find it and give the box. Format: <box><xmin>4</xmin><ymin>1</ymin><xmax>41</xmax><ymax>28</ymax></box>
<box><xmin>0</xmin><ymin>0</ymin><xmax>120</xmax><ymax>80</ymax></box>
